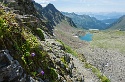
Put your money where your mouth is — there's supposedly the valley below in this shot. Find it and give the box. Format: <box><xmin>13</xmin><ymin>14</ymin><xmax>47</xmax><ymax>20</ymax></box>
<box><xmin>79</xmin><ymin>31</ymin><xmax>125</xmax><ymax>82</ymax></box>
<box><xmin>54</xmin><ymin>21</ymin><xmax>125</xmax><ymax>82</ymax></box>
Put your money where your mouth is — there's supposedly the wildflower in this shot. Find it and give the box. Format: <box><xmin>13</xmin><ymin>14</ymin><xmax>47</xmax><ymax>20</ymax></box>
<box><xmin>40</xmin><ymin>70</ymin><xmax>44</xmax><ymax>75</ymax></box>
<box><xmin>31</xmin><ymin>53</ymin><xmax>35</xmax><ymax>57</ymax></box>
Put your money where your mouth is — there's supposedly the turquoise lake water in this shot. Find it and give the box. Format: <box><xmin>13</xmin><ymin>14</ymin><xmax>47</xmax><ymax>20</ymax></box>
<box><xmin>79</xmin><ymin>33</ymin><xmax>93</xmax><ymax>42</ymax></box>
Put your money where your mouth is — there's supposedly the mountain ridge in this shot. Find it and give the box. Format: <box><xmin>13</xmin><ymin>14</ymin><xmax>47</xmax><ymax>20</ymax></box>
<box><xmin>62</xmin><ymin>12</ymin><xmax>108</xmax><ymax>30</ymax></box>
<box><xmin>33</xmin><ymin>2</ymin><xmax>77</xmax><ymax>29</ymax></box>
<box><xmin>108</xmin><ymin>15</ymin><xmax>125</xmax><ymax>30</ymax></box>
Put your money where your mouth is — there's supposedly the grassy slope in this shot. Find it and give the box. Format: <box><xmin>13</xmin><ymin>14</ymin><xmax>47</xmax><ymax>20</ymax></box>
<box><xmin>90</xmin><ymin>30</ymin><xmax>125</xmax><ymax>53</ymax></box>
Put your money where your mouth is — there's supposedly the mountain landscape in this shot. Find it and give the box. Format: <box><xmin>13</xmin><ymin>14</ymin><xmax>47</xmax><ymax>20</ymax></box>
<box><xmin>33</xmin><ymin>2</ymin><xmax>76</xmax><ymax>31</ymax></box>
<box><xmin>75</xmin><ymin>12</ymin><xmax>124</xmax><ymax>28</ymax></box>
<box><xmin>0</xmin><ymin>0</ymin><xmax>125</xmax><ymax>82</ymax></box>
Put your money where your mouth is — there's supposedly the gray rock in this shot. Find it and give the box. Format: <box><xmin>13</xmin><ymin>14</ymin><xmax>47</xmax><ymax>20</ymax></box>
<box><xmin>55</xmin><ymin>58</ymin><xmax>61</xmax><ymax>65</ymax></box>
<box><xmin>69</xmin><ymin>62</ymin><xmax>74</xmax><ymax>69</ymax></box>
<box><xmin>0</xmin><ymin>50</ymin><xmax>24</xmax><ymax>82</ymax></box>
<box><xmin>64</xmin><ymin>54</ymin><xmax>70</xmax><ymax>63</ymax></box>
<box><xmin>0</xmin><ymin>50</ymin><xmax>44</xmax><ymax>82</ymax></box>
<box><xmin>60</xmin><ymin>62</ymin><xmax>66</xmax><ymax>69</ymax></box>
<box><xmin>44</xmin><ymin>79</ymin><xmax>50</xmax><ymax>82</ymax></box>
<box><xmin>36</xmin><ymin>77</ymin><xmax>44</xmax><ymax>82</ymax></box>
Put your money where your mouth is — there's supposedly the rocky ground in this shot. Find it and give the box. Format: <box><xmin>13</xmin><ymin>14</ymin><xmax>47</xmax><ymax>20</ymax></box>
<box><xmin>77</xmin><ymin>31</ymin><xmax>125</xmax><ymax>82</ymax></box>
<box><xmin>77</xmin><ymin>46</ymin><xmax>125</xmax><ymax>82</ymax></box>
<box><xmin>41</xmin><ymin>39</ymin><xmax>99</xmax><ymax>82</ymax></box>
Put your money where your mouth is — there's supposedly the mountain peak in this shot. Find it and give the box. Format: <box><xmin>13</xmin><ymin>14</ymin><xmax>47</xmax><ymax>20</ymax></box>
<box><xmin>41</xmin><ymin>3</ymin><xmax>58</xmax><ymax>13</ymax></box>
<box><xmin>47</xmin><ymin>3</ymin><xmax>54</xmax><ymax>7</ymax></box>
<box><xmin>46</xmin><ymin>3</ymin><xmax>56</xmax><ymax>10</ymax></box>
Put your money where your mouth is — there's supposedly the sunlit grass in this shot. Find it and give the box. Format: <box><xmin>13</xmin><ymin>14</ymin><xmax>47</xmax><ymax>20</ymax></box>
<box><xmin>90</xmin><ymin>30</ymin><xmax>125</xmax><ymax>53</ymax></box>
<box><xmin>57</xmin><ymin>40</ymin><xmax>78</xmax><ymax>56</ymax></box>
<box><xmin>85</xmin><ymin>63</ymin><xmax>110</xmax><ymax>82</ymax></box>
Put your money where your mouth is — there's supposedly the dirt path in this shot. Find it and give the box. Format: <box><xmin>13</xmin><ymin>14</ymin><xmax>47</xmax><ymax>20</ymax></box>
<box><xmin>69</xmin><ymin>54</ymin><xmax>100</xmax><ymax>82</ymax></box>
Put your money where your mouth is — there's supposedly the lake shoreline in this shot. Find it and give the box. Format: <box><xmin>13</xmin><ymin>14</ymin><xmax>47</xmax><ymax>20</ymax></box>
<box><xmin>79</xmin><ymin>33</ymin><xmax>93</xmax><ymax>42</ymax></box>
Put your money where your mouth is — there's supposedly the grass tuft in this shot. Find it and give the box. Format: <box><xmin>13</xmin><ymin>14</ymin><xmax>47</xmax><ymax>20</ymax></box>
<box><xmin>85</xmin><ymin>63</ymin><xmax>110</xmax><ymax>82</ymax></box>
<box><xmin>57</xmin><ymin>40</ymin><xmax>78</xmax><ymax>56</ymax></box>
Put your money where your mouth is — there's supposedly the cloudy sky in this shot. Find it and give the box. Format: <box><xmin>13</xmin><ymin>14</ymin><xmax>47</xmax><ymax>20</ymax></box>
<box><xmin>34</xmin><ymin>0</ymin><xmax>125</xmax><ymax>13</ymax></box>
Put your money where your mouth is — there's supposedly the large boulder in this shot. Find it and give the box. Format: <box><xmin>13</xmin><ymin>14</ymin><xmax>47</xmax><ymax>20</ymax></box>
<box><xmin>0</xmin><ymin>50</ymin><xmax>44</xmax><ymax>82</ymax></box>
<box><xmin>0</xmin><ymin>50</ymin><xmax>25</xmax><ymax>82</ymax></box>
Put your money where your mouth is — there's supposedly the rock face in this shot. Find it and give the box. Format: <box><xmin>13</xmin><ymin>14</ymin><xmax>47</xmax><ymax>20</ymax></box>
<box><xmin>2</xmin><ymin>0</ymin><xmax>36</xmax><ymax>15</ymax></box>
<box><xmin>0</xmin><ymin>50</ymin><xmax>45</xmax><ymax>82</ymax></box>
<box><xmin>1</xmin><ymin>0</ymin><xmax>54</xmax><ymax>36</ymax></box>
<box><xmin>0</xmin><ymin>50</ymin><xmax>26</xmax><ymax>82</ymax></box>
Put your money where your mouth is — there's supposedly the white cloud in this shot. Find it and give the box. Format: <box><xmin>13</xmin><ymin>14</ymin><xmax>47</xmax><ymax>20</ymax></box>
<box><xmin>34</xmin><ymin>0</ymin><xmax>56</xmax><ymax>4</ymax></box>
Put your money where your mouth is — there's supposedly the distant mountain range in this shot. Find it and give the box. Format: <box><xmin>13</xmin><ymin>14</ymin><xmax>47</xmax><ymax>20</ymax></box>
<box><xmin>76</xmin><ymin>12</ymin><xmax>125</xmax><ymax>27</ymax></box>
<box><xmin>108</xmin><ymin>15</ymin><xmax>125</xmax><ymax>30</ymax></box>
<box><xmin>76</xmin><ymin>12</ymin><xmax>125</xmax><ymax>20</ymax></box>
<box><xmin>62</xmin><ymin>12</ymin><xmax>108</xmax><ymax>30</ymax></box>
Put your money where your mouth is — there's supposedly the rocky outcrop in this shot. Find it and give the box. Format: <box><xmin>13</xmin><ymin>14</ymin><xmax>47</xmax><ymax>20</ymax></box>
<box><xmin>0</xmin><ymin>0</ymin><xmax>54</xmax><ymax>36</ymax></box>
<box><xmin>1</xmin><ymin>0</ymin><xmax>36</xmax><ymax>15</ymax></box>
<box><xmin>0</xmin><ymin>50</ymin><xmax>44</xmax><ymax>82</ymax></box>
